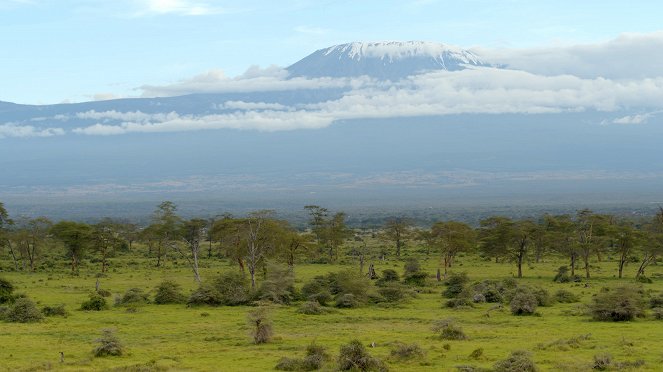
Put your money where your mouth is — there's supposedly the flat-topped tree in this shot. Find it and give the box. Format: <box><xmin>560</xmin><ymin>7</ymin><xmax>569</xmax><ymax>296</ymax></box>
<box><xmin>50</xmin><ymin>221</ymin><xmax>92</xmax><ymax>272</ymax></box>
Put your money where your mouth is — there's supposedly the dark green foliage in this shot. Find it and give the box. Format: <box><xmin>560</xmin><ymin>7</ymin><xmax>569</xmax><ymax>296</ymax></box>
<box><xmin>593</xmin><ymin>353</ymin><xmax>612</xmax><ymax>370</ymax></box>
<box><xmin>117</xmin><ymin>288</ymin><xmax>149</xmax><ymax>305</ymax></box>
<box><xmin>469</xmin><ymin>280</ymin><xmax>506</xmax><ymax>303</ymax></box>
<box><xmin>390</xmin><ymin>342</ymin><xmax>425</xmax><ymax>360</ymax></box>
<box><xmin>493</xmin><ymin>350</ymin><xmax>538</xmax><ymax>372</ymax></box>
<box><xmin>402</xmin><ymin>272</ymin><xmax>427</xmax><ymax>287</ymax></box>
<box><xmin>298</xmin><ymin>301</ymin><xmax>330</xmax><ymax>315</ymax></box>
<box><xmin>510</xmin><ymin>287</ymin><xmax>538</xmax><ymax>315</ymax></box>
<box><xmin>96</xmin><ymin>289</ymin><xmax>112</xmax><ymax>297</ymax></box>
<box><xmin>553</xmin><ymin>266</ymin><xmax>581</xmax><ymax>283</ymax></box>
<box><xmin>652</xmin><ymin>307</ymin><xmax>663</xmax><ymax>320</ymax></box>
<box><xmin>554</xmin><ymin>289</ymin><xmax>579</xmax><ymax>303</ymax></box>
<box><xmin>338</xmin><ymin>339</ymin><xmax>389</xmax><ymax>371</ymax></box>
<box><xmin>42</xmin><ymin>304</ymin><xmax>67</xmax><ymax>317</ymax></box>
<box><xmin>188</xmin><ymin>272</ymin><xmax>251</xmax><ymax>306</ymax></box>
<box><xmin>336</xmin><ymin>293</ymin><xmax>359</xmax><ymax>308</ymax></box>
<box><xmin>376</xmin><ymin>269</ymin><xmax>400</xmax><ymax>287</ymax></box>
<box><xmin>259</xmin><ymin>264</ymin><xmax>296</xmax><ymax>304</ymax></box>
<box><xmin>649</xmin><ymin>292</ymin><xmax>663</xmax><ymax>308</ymax></box>
<box><xmin>0</xmin><ymin>277</ymin><xmax>14</xmax><ymax>304</ymax></box>
<box><xmin>248</xmin><ymin>307</ymin><xmax>273</xmax><ymax>344</ymax></box>
<box><xmin>5</xmin><ymin>297</ymin><xmax>43</xmax><ymax>323</ymax></box>
<box><xmin>276</xmin><ymin>342</ymin><xmax>330</xmax><ymax>371</ymax></box>
<box><xmin>531</xmin><ymin>287</ymin><xmax>552</xmax><ymax>306</ymax></box>
<box><xmin>443</xmin><ymin>272</ymin><xmax>470</xmax><ymax>298</ymax></box>
<box><xmin>301</xmin><ymin>277</ymin><xmax>332</xmax><ymax>305</ymax></box>
<box><xmin>445</xmin><ymin>296</ymin><xmax>474</xmax><ymax>309</ymax></box>
<box><xmin>432</xmin><ymin>319</ymin><xmax>467</xmax><ymax>340</ymax></box>
<box><xmin>469</xmin><ymin>348</ymin><xmax>484</xmax><ymax>359</ymax></box>
<box><xmin>590</xmin><ymin>285</ymin><xmax>646</xmax><ymax>321</ymax></box>
<box><xmin>81</xmin><ymin>293</ymin><xmax>109</xmax><ymax>311</ymax></box>
<box><xmin>376</xmin><ymin>284</ymin><xmax>407</xmax><ymax>303</ymax></box>
<box><xmin>93</xmin><ymin>329</ymin><xmax>124</xmax><ymax>357</ymax></box>
<box><xmin>403</xmin><ymin>258</ymin><xmax>421</xmax><ymax>276</ymax></box>
<box><xmin>153</xmin><ymin>280</ymin><xmax>186</xmax><ymax>304</ymax></box>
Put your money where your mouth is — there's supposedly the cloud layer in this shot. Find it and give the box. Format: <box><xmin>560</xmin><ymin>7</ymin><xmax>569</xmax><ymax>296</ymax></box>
<box><xmin>4</xmin><ymin>32</ymin><xmax>663</xmax><ymax>137</ymax></box>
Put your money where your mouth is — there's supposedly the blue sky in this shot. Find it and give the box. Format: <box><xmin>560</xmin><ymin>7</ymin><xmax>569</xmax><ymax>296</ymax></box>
<box><xmin>1</xmin><ymin>0</ymin><xmax>662</xmax><ymax>104</ymax></box>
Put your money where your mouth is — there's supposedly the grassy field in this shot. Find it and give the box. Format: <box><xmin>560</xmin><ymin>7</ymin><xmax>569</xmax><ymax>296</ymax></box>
<box><xmin>1</xmin><ymin>251</ymin><xmax>663</xmax><ymax>371</ymax></box>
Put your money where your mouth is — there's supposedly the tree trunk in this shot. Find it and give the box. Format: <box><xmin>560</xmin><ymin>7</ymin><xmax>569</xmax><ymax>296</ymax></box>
<box><xmin>436</xmin><ymin>268</ymin><xmax>441</xmax><ymax>282</ymax></box>
<box><xmin>517</xmin><ymin>254</ymin><xmax>523</xmax><ymax>278</ymax></box>
<box><xmin>570</xmin><ymin>253</ymin><xmax>576</xmax><ymax>276</ymax></box>
<box><xmin>6</xmin><ymin>241</ymin><xmax>19</xmax><ymax>271</ymax></box>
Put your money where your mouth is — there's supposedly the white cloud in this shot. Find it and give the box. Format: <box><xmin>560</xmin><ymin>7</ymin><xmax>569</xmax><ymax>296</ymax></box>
<box><xmin>0</xmin><ymin>123</ymin><xmax>64</xmax><ymax>139</ymax></box>
<box><xmin>136</xmin><ymin>0</ymin><xmax>224</xmax><ymax>16</ymax></box>
<box><xmin>90</xmin><ymin>93</ymin><xmax>121</xmax><ymax>101</ymax></box>
<box><xmin>611</xmin><ymin>112</ymin><xmax>656</xmax><ymax>125</ymax></box>
<box><xmin>478</xmin><ymin>31</ymin><xmax>663</xmax><ymax>79</ymax></box>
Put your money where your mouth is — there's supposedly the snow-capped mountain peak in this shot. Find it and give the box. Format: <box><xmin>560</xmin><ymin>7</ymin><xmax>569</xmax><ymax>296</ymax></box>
<box><xmin>287</xmin><ymin>41</ymin><xmax>493</xmax><ymax>80</ymax></box>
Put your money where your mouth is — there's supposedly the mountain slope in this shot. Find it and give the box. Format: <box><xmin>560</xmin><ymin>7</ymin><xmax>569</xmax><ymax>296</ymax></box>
<box><xmin>287</xmin><ymin>41</ymin><xmax>493</xmax><ymax>80</ymax></box>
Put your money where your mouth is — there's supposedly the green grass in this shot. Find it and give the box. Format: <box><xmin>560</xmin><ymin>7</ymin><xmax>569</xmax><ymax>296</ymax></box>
<box><xmin>1</xmin><ymin>253</ymin><xmax>663</xmax><ymax>371</ymax></box>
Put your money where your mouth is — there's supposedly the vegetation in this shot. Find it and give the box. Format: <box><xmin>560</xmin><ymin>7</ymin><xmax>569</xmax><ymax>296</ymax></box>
<box><xmin>1</xmin><ymin>200</ymin><xmax>663</xmax><ymax>370</ymax></box>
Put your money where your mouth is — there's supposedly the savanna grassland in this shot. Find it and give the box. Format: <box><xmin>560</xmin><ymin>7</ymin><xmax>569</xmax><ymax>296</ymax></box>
<box><xmin>2</xmin><ymin>247</ymin><xmax>663</xmax><ymax>372</ymax></box>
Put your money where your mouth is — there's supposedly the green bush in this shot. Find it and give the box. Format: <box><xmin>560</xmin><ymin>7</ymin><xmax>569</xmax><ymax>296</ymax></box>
<box><xmin>275</xmin><ymin>342</ymin><xmax>330</xmax><ymax>371</ymax></box>
<box><xmin>42</xmin><ymin>304</ymin><xmax>67</xmax><ymax>317</ymax></box>
<box><xmin>298</xmin><ymin>301</ymin><xmax>330</xmax><ymax>315</ymax></box>
<box><xmin>652</xmin><ymin>307</ymin><xmax>663</xmax><ymax>320</ymax></box>
<box><xmin>432</xmin><ymin>318</ymin><xmax>467</xmax><ymax>340</ymax></box>
<box><xmin>188</xmin><ymin>272</ymin><xmax>251</xmax><ymax>306</ymax></box>
<box><xmin>116</xmin><ymin>288</ymin><xmax>149</xmax><ymax>306</ymax></box>
<box><xmin>403</xmin><ymin>272</ymin><xmax>427</xmax><ymax>287</ymax></box>
<box><xmin>376</xmin><ymin>269</ymin><xmax>400</xmax><ymax>286</ymax></box>
<box><xmin>377</xmin><ymin>284</ymin><xmax>407</xmax><ymax>303</ymax></box>
<box><xmin>554</xmin><ymin>289</ymin><xmax>579</xmax><ymax>303</ymax></box>
<box><xmin>589</xmin><ymin>285</ymin><xmax>645</xmax><ymax>321</ymax></box>
<box><xmin>531</xmin><ymin>287</ymin><xmax>552</xmax><ymax>307</ymax></box>
<box><xmin>390</xmin><ymin>342</ymin><xmax>425</xmax><ymax>360</ymax></box>
<box><xmin>188</xmin><ymin>283</ymin><xmax>223</xmax><ymax>306</ymax></box>
<box><xmin>93</xmin><ymin>329</ymin><xmax>124</xmax><ymax>357</ymax></box>
<box><xmin>153</xmin><ymin>280</ymin><xmax>186</xmax><ymax>304</ymax></box>
<box><xmin>593</xmin><ymin>353</ymin><xmax>612</xmax><ymax>370</ymax></box>
<box><xmin>403</xmin><ymin>258</ymin><xmax>421</xmax><ymax>276</ymax></box>
<box><xmin>649</xmin><ymin>292</ymin><xmax>663</xmax><ymax>308</ymax></box>
<box><xmin>493</xmin><ymin>350</ymin><xmax>538</xmax><ymax>372</ymax></box>
<box><xmin>5</xmin><ymin>297</ymin><xmax>43</xmax><ymax>323</ymax></box>
<box><xmin>336</xmin><ymin>293</ymin><xmax>359</xmax><ymax>308</ymax></box>
<box><xmin>445</xmin><ymin>296</ymin><xmax>474</xmax><ymax>309</ymax></box>
<box><xmin>510</xmin><ymin>287</ymin><xmax>538</xmax><ymax>316</ymax></box>
<box><xmin>443</xmin><ymin>272</ymin><xmax>470</xmax><ymax>298</ymax></box>
<box><xmin>338</xmin><ymin>339</ymin><xmax>388</xmax><ymax>371</ymax></box>
<box><xmin>259</xmin><ymin>264</ymin><xmax>296</xmax><ymax>304</ymax></box>
<box><xmin>81</xmin><ymin>293</ymin><xmax>109</xmax><ymax>311</ymax></box>
<box><xmin>0</xmin><ymin>277</ymin><xmax>14</xmax><ymax>304</ymax></box>
<box><xmin>248</xmin><ymin>307</ymin><xmax>273</xmax><ymax>344</ymax></box>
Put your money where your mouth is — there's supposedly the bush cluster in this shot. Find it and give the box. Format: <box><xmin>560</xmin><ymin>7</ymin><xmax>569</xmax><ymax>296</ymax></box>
<box><xmin>188</xmin><ymin>272</ymin><xmax>251</xmax><ymax>306</ymax></box>
<box><xmin>275</xmin><ymin>343</ymin><xmax>330</xmax><ymax>371</ymax></box>
<box><xmin>153</xmin><ymin>280</ymin><xmax>186</xmax><ymax>304</ymax></box>
<box><xmin>81</xmin><ymin>293</ymin><xmax>109</xmax><ymax>311</ymax></box>
<box><xmin>338</xmin><ymin>339</ymin><xmax>389</xmax><ymax>372</ymax></box>
<box><xmin>93</xmin><ymin>329</ymin><xmax>124</xmax><ymax>357</ymax></box>
<box><xmin>493</xmin><ymin>350</ymin><xmax>538</xmax><ymax>372</ymax></box>
<box><xmin>432</xmin><ymin>318</ymin><xmax>467</xmax><ymax>340</ymax></box>
<box><xmin>589</xmin><ymin>285</ymin><xmax>645</xmax><ymax>321</ymax></box>
<box><xmin>5</xmin><ymin>297</ymin><xmax>43</xmax><ymax>323</ymax></box>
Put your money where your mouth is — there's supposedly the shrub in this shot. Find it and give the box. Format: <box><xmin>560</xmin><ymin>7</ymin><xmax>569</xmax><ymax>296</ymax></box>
<box><xmin>493</xmin><ymin>350</ymin><xmax>538</xmax><ymax>372</ymax></box>
<box><xmin>154</xmin><ymin>280</ymin><xmax>186</xmax><ymax>304</ymax></box>
<box><xmin>469</xmin><ymin>347</ymin><xmax>484</xmax><ymax>359</ymax></box>
<box><xmin>443</xmin><ymin>272</ymin><xmax>470</xmax><ymax>298</ymax></box>
<box><xmin>301</xmin><ymin>277</ymin><xmax>333</xmax><ymax>306</ymax></box>
<box><xmin>338</xmin><ymin>339</ymin><xmax>389</xmax><ymax>371</ymax></box>
<box><xmin>432</xmin><ymin>319</ymin><xmax>467</xmax><ymax>340</ymax></box>
<box><xmin>188</xmin><ymin>283</ymin><xmax>223</xmax><ymax>306</ymax></box>
<box><xmin>5</xmin><ymin>297</ymin><xmax>43</xmax><ymax>323</ymax></box>
<box><xmin>553</xmin><ymin>266</ymin><xmax>571</xmax><ymax>283</ymax></box>
<box><xmin>531</xmin><ymin>287</ymin><xmax>552</xmax><ymax>306</ymax></box>
<box><xmin>93</xmin><ymin>329</ymin><xmax>124</xmax><ymax>357</ymax></box>
<box><xmin>377</xmin><ymin>284</ymin><xmax>407</xmax><ymax>303</ymax></box>
<box><xmin>298</xmin><ymin>301</ymin><xmax>330</xmax><ymax>315</ymax></box>
<box><xmin>248</xmin><ymin>307</ymin><xmax>273</xmax><ymax>344</ymax></box>
<box><xmin>390</xmin><ymin>342</ymin><xmax>424</xmax><ymax>360</ymax></box>
<box><xmin>403</xmin><ymin>258</ymin><xmax>421</xmax><ymax>276</ymax></box>
<box><xmin>259</xmin><ymin>264</ymin><xmax>296</xmax><ymax>304</ymax></box>
<box><xmin>81</xmin><ymin>293</ymin><xmax>109</xmax><ymax>311</ymax></box>
<box><xmin>116</xmin><ymin>288</ymin><xmax>149</xmax><ymax>305</ymax></box>
<box><xmin>445</xmin><ymin>296</ymin><xmax>474</xmax><ymax>309</ymax></box>
<box><xmin>336</xmin><ymin>293</ymin><xmax>359</xmax><ymax>308</ymax></box>
<box><xmin>652</xmin><ymin>307</ymin><xmax>663</xmax><ymax>320</ymax></box>
<box><xmin>593</xmin><ymin>353</ymin><xmax>612</xmax><ymax>370</ymax></box>
<box><xmin>275</xmin><ymin>342</ymin><xmax>330</xmax><ymax>371</ymax></box>
<box><xmin>510</xmin><ymin>288</ymin><xmax>538</xmax><ymax>315</ymax></box>
<box><xmin>376</xmin><ymin>269</ymin><xmax>400</xmax><ymax>286</ymax></box>
<box><xmin>42</xmin><ymin>304</ymin><xmax>67</xmax><ymax>317</ymax></box>
<box><xmin>329</xmin><ymin>270</ymin><xmax>371</xmax><ymax>302</ymax></box>
<box><xmin>554</xmin><ymin>289</ymin><xmax>579</xmax><ymax>303</ymax></box>
<box><xmin>96</xmin><ymin>289</ymin><xmax>112</xmax><ymax>297</ymax></box>
<box><xmin>649</xmin><ymin>292</ymin><xmax>663</xmax><ymax>308</ymax></box>
<box><xmin>0</xmin><ymin>277</ymin><xmax>14</xmax><ymax>304</ymax></box>
<box><xmin>212</xmin><ymin>272</ymin><xmax>251</xmax><ymax>306</ymax></box>
<box><xmin>589</xmin><ymin>285</ymin><xmax>646</xmax><ymax>321</ymax></box>
<box><xmin>403</xmin><ymin>272</ymin><xmax>427</xmax><ymax>287</ymax></box>
<box><xmin>470</xmin><ymin>280</ymin><xmax>505</xmax><ymax>303</ymax></box>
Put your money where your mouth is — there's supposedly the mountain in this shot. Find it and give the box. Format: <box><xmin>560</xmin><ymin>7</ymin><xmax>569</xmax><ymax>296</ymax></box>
<box><xmin>286</xmin><ymin>41</ymin><xmax>493</xmax><ymax>80</ymax></box>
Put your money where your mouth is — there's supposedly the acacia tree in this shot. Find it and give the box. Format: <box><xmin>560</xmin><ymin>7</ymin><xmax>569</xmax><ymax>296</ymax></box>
<box><xmin>431</xmin><ymin>221</ymin><xmax>475</xmax><ymax>278</ymax></box>
<box><xmin>638</xmin><ymin>208</ymin><xmax>663</xmax><ymax>278</ymax></box>
<box><xmin>151</xmin><ymin>201</ymin><xmax>182</xmax><ymax>267</ymax></box>
<box><xmin>576</xmin><ymin>210</ymin><xmax>611</xmax><ymax>279</ymax></box>
<box><xmin>0</xmin><ymin>202</ymin><xmax>19</xmax><ymax>270</ymax></box>
<box><xmin>478</xmin><ymin>216</ymin><xmax>514</xmax><ymax>264</ymax></box>
<box><xmin>92</xmin><ymin>219</ymin><xmax>123</xmax><ymax>273</ymax></box>
<box><xmin>545</xmin><ymin>214</ymin><xmax>578</xmax><ymax>275</ymax></box>
<box><xmin>178</xmin><ymin>218</ymin><xmax>207</xmax><ymax>283</ymax></box>
<box><xmin>244</xmin><ymin>210</ymin><xmax>277</xmax><ymax>289</ymax></box>
<box><xmin>212</xmin><ymin>216</ymin><xmax>247</xmax><ymax>272</ymax></box>
<box><xmin>381</xmin><ymin>217</ymin><xmax>413</xmax><ymax>257</ymax></box>
<box><xmin>304</xmin><ymin>205</ymin><xmax>350</xmax><ymax>261</ymax></box>
<box><xmin>19</xmin><ymin>217</ymin><xmax>52</xmax><ymax>271</ymax></box>
<box><xmin>612</xmin><ymin>221</ymin><xmax>642</xmax><ymax>279</ymax></box>
<box><xmin>50</xmin><ymin>221</ymin><xmax>92</xmax><ymax>272</ymax></box>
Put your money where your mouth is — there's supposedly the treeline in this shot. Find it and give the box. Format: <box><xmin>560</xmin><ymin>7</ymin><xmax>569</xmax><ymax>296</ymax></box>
<box><xmin>1</xmin><ymin>201</ymin><xmax>663</xmax><ymax>283</ymax></box>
